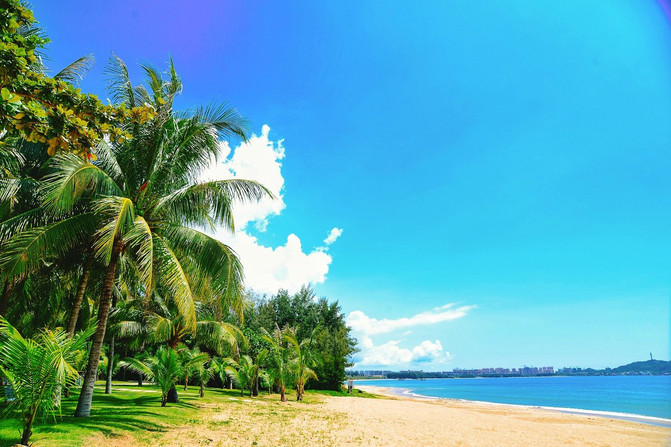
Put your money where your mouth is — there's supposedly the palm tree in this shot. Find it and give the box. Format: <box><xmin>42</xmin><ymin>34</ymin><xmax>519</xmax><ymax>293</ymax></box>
<box><xmin>261</xmin><ymin>325</ymin><xmax>292</xmax><ymax>402</ymax></box>
<box><xmin>120</xmin><ymin>346</ymin><xmax>191</xmax><ymax>407</ymax></box>
<box><xmin>117</xmin><ymin>293</ymin><xmax>242</xmax><ymax>353</ymax></box>
<box><xmin>0</xmin><ymin>54</ymin><xmax>99</xmax><ymax>326</ymax></box>
<box><xmin>285</xmin><ymin>328</ymin><xmax>319</xmax><ymax>401</ymax></box>
<box><xmin>1</xmin><ymin>57</ymin><xmax>272</xmax><ymax>417</ymax></box>
<box><xmin>114</xmin><ymin>292</ymin><xmax>243</xmax><ymax>402</ymax></box>
<box><xmin>212</xmin><ymin>356</ymin><xmax>234</xmax><ymax>390</ymax></box>
<box><xmin>178</xmin><ymin>346</ymin><xmax>211</xmax><ymax>391</ymax></box>
<box><xmin>194</xmin><ymin>360</ymin><xmax>214</xmax><ymax>398</ymax></box>
<box><xmin>0</xmin><ymin>317</ymin><xmax>93</xmax><ymax>446</ymax></box>
<box><xmin>224</xmin><ymin>355</ymin><xmax>256</xmax><ymax>397</ymax></box>
<box><xmin>262</xmin><ymin>363</ymin><xmax>278</xmax><ymax>395</ymax></box>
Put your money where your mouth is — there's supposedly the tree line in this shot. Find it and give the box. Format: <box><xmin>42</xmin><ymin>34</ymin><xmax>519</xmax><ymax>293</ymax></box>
<box><xmin>0</xmin><ymin>2</ymin><xmax>356</xmax><ymax>445</ymax></box>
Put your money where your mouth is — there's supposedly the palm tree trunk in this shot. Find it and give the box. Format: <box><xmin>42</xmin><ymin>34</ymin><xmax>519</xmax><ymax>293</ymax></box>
<box><xmin>297</xmin><ymin>377</ymin><xmax>304</xmax><ymax>401</ymax></box>
<box><xmin>252</xmin><ymin>375</ymin><xmax>259</xmax><ymax>397</ymax></box>
<box><xmin>67</xmin><ymin>253</ymin><xmax>94</xmax><ymax>337</ymax></box>
<box><xmin>280</xmin><ymin>384</ymin><xmax>286</xmax><ymax>402</ymax></box>
<box><xmin>20</xmin><ymin>416</ymin><xmax>33</xmax><ymax>446</ymax></box>
<box><xmin>0</xmin><ymin>279</ymin><xmax>13</xmax><ymax>316</ymax></box>
<box><xmin>74</xmin><ymin>242</ymin><xmax>121</xmax><ymax>418</ymax></box>
<box><xmin>104</xmin><ymin>336</ymin><xmax>115</xmax><ymax>394</ymax></box>
<box><xmin>64</xmin><ymin>254</ymin><xmax>92</xmax><ymax>400</ymax></box>
<box><xmin>199</xmin><ymin>383</ymin><xmax>204</xmax><ymax>398</ymax></box>
<box><xmin>167</xmin><ymin>386</ymin><xmax>179</xmax><ymax>403</ymax></box>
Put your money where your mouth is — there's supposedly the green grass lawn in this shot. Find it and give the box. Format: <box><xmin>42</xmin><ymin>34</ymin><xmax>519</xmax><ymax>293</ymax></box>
<box><xmin>0</xmin><ymin>382</ymin><xmax>375</xmax><ymax>446</ymax></box>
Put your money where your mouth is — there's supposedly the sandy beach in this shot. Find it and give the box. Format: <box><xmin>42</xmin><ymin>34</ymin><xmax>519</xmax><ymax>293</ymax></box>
<box><xmin>87</xmin><ymin>386</ymin><xmax>671</xmax><ymax>447</ymax></box>
<box><xmin>347</xmin><ymin>385</ymin><xmax>671</xmax><ymax>446</ymax></box>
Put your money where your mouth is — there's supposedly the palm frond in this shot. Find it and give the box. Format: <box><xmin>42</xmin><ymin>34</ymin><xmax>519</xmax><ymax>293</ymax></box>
<box><xmin>93</xmin><ymin>137</ymin><xmax>125</xmax><ymax>186</ymax></box>
<box><xmin>161</xmin><ymin>225</ymin><xmax>245</xmax><ymax>318</ymax></box>
<box><xmin>92</xmin><ymin>196</ymin><xmax>135</xmax><ymax>264</ymax></box>
<box><xmin>123</xmin><ymin>216</ymin><xmax>153</xmax><ymax>294</ymax></box>
<box><xmin>167</xmin><ymin>57</ymin><xmax>182</xmax><ymax>97</ymax></box>
<box><xmin>155</xmin><ymin>179</ymin><xmax>273</xmax><ymax>231</ymax></box>
<box><xmin>118</xmin><ymin>357</ymin><xmax>153</xmax><ymax>380</ymax></box>
<box><xmin>0</xmin><ymin>178</ymin><xmax>21</xmax><ymax>205</ymax></box>
<box><xmin>194</xmin><ymin>103</ymin><xmax>248</xmax><ymax>141</ymax></box>
<box><xmin>0</xmin><ymin>213</ymin><xmax>94</xmax><ymax>279</ymax></box>
<box><xmin>0</xmin><ymin>208</ymin><xmax>51</xmax><ymax>245</ymax></box>
<box><xmin>104</xmin><ymin>54</ymin><xmax>136</xmax><ymax>107</ymax></box>
<box><xmin>153</xmin><ymin>235</ymin><xmax>196</xmax><ymax>331</ymax></box>
<box><xmin>195</xmin><ymin>320</ymin><xmax>240</xmax><ymax>354</ymax></box>
<box><xmin>0</xmin><ymin>318</ymin><xmax>94</xmax><ymax>425</ymax></box>
<box><xmin>41</xmin><ymin>154</ymin><xmax>122</xmax><ymax>215</ymax></box>
<box><xmin>140</xmin><ymin>63</ymin><xmax>165</xmax><ymax>103</ymax></box>
<box><xmin>53</xmin><ymin>54</ymin><xmax>95</xmax><ymax>86</ymax></box>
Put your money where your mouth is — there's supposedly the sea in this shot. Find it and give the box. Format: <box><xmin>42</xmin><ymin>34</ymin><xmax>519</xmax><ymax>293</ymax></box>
<box><xmin>354</xmin><ymin>376</ymin><xmax>671</xmax><ymax>426</ymax></box>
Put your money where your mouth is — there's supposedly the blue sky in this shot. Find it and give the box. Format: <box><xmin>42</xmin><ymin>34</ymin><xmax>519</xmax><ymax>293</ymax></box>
<box><xmin>32</xmin><ymin>0</ymin><xmax>670</xmax><ymax>370</ymax></box>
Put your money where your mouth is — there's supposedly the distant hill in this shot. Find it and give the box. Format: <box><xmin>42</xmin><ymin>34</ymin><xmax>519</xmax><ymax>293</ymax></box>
<box><xmin>610</xmin><ymin>360</ymin><xmax>671</xmax><ymax>374</ymax></box>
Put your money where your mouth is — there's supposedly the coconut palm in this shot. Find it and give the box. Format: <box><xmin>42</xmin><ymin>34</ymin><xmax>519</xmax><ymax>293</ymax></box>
<box><xmin>284</xmin><ymin>328</ymin><xmax>319</xmax><ymax>401</ymax></box>
<box><xmin>224</xmin><ymin>355</ymin><xmax>256</xmax><ymax>397</ymax></box>
<box><xmin>120</xmin><ymin>346</ymin><xmax>188</xmax><ymax>406</ymax></box>
<box><xmin>261</xmin><ymin>325</ymin><xmax>293</xmax><ymax>402</ymax></box>
<box><xmin>0</xmin><ymin>57</ymin><xmax>273</xmax><ymax>417</ymax></box>
<box><xmin>0</xmin><ymin>54</ymin><xmax>100</xmax><ymax>325</ymax></box>
<box><xmin>194</xmin><ymin>361</ymin><xmax>214</xmax><ymax>398</ymax></box>
<box><xmin>114</xmin><ymin>292</ymin><xmax>243</xmax><ymax>402</ymax></box>
<box><xmin>117</xmin><ymin>293</ymin><xmax>242</xmax><ymax>353</ymax></box>
<box><xmin>211</xmin><ymin>356</ymin><xmax>234</xmax><ymax>390</ymax></box>
<box><xmin>178</xmin><ymin>346</ymin><xmax>211</xmax><ymax>391</ymax></box>
<box><xmin>0</xmin><ymin>317</ymin><xmax>93</xmax><ymax>446</ymax></box>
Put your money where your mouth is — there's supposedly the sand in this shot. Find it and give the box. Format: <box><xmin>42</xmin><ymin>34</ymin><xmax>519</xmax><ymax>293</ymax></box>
<box><xmin>87</xmin><ymin>387</ymin><xmax>671</xmax><ymax>447</ymax></box>
<box><xmin>337</xmin><ymin>386</ymin><xmax>670</xmax><ymax>446</ymax></box>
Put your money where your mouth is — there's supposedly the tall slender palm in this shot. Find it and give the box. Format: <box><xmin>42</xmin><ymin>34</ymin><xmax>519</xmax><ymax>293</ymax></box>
<box><xmin>285</xmin><ymin>327</ymin><xmax>318</xmax><ymax>401</ymax></box>
<box><xmin>262</xmin><ymin>325</ymin><xmax>292</xmax><ymax>402</ymax></box>
<box><xmin>0</xmin><ymin>57</ymin><xmax>272</xmax><ymax>417</ymax></box>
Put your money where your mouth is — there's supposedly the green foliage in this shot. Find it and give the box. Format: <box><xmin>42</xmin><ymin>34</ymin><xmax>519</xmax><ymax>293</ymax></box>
<box><xmin>1</xmin><ymin>54</ymin><xmax>271</xmax><ymax>417</ymax></box>
<box><xmin>246</xmin><ymin>286</ymin><xmax>357</xmax><ymax>391</ymax></box>
<box><xmin>284</xmin><ymin>327</ymin><xmax>318</xmax><ymax>400</ymax></box>
<box><xmin>608</xmin><ymin>360</ymin><xmax>671</xmax><ymax>375</ymax></box>
<box><xmin>0</xmin><ymin>0</ymin><xmax>154</xmax><ymax>156</ymax></box>
<box><xmin>177</xmin><ymin>346</ymin><xmax>210</xmax><ymax>391</ymax></box>
<box><xmin>120</xmin><ymin>346</ymin><xmax>181</xmax><ymax>406</ymax></box>
<box><xmin>224</xmin><ymin>355</ymin><xmax>256</xmax><ymax>396</ymax></box>
<box><xmin>0</xmin><ymin>317</ymin><xmax>93</xmax><ymax>445</ymax></box>
<box><xmin>194</xmin><ymin>361</ymin><xmax>214</xmax><ymax>397</ymax></box>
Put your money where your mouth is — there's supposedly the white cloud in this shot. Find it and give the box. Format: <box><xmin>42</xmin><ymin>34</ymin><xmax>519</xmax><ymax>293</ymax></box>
<box><xmin>201</xmin><ymin>125</ymin><xmax>341</xmax><ymax>294</ymax></box>
<box><xmin>200</xmin><ymin>124</ymin><xmax>286</xmax><ymax>232</ymax></box>
<box><xmin>323</xmin><ymin>227</ymin><xmax>343</xmax><ymax>246</ymax></box>
<box><xmin>346</xmin><ymin>303</ymin><xmax>475</xmax><ymax>336</ymax></box>
<box><xmin>347</xmin><ymin>303</ymin><xmax>473</xmax><ymax>368</ymax></box>
<box><xmin>225</xmin><ymin>232</ymin><xmax>333</xmax><ymax>294</ymax></box>
<box><xmin>355</xmin><ymin>337</ymin><xmax>451</xmax><ymax>366</ymax></box>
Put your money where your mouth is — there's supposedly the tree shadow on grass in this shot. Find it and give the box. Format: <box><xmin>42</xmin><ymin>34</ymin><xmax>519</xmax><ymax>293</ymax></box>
<box><xmin>0</xmin><ymin>390</ymin><xmax>201</xmax><ymax>445</ymax></box>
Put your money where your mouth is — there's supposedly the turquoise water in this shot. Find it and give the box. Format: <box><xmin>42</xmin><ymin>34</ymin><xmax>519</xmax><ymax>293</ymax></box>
<box><xmin>354</xmin><ymin>376</ymin><xmax>671</xmax><ymax>420</ymax></box>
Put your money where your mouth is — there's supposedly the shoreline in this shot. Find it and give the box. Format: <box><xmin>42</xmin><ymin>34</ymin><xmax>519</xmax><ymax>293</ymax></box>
<box><xmin>356</xmin><ymin>385</ymin><xmax>671</xmax><ymax>428</ymax></box>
